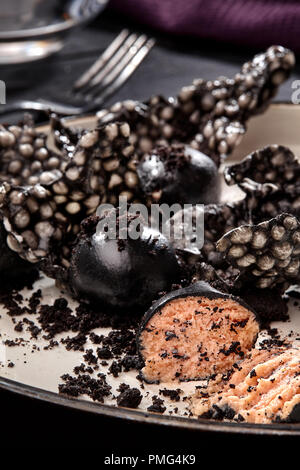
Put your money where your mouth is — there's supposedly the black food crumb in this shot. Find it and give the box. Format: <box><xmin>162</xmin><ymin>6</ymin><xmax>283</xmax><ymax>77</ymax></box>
<box><xmin>147</xmin><ymin>396</ymin><xmax>166</xmax><ymax>414</ymax></box>
<box><xmin>159</xmin><ymin>388</ymin><xmax>182</xmax><ymax>402</ymax></box>
<box><xmin>59</xmin><ymin>373</ymin><xmax>111</xmax><ymax>402</ymax></box>
<box><xmin>116</xmin><ymin>387</ymin><xmax>142</xmax><ymax>408</ymax></box>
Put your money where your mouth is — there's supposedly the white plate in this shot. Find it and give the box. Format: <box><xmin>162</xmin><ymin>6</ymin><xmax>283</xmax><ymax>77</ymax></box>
<box><xmin>1</xmin><ymin>103</ymin><xmax>300</xmax><ymax>436</ymax></box>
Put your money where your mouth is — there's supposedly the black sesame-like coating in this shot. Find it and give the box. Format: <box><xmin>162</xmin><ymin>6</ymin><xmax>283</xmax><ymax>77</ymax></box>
<box><xmin>0</xmin><ymin>46</ymin><xmax>295</xmax><ymax>290</ymax></box>
<box><xmin>137</xmin><ymin>144</ymin><xmax>219</xmax><ymax>205</ymax></box>
<box><xmin>225</xmin><ymin>145</ymin><xmax>299</xmax><ymax>190</ymax></box>
<box><xmin>224</xmin><ymin>144</ymin><xmax>300</xmax><ymax>222</ymax></box>
<box><xmin>0</xmin><ymin>120</ymin><xmax>135</xmax><ymax>276</ymax></box>
<box><xmin>0</xmin><ymin>115</ymin><xmax>57</xmax><ymax>187</ymax></box>
<box><xmin>217</xmin><ymin>213</ymin><xmax>300</xmax><ymax>289</ymax></box>
<box><xmin>176</xmin><ymin>143</ymin><xmax>300</xmax><ymax>295</ymax></box>
<box><xmin>69</xmin><ymin>210</ymin><xmax>182</xmax><ymax>310</ymax></box>
<box><xmin>177</xmin><ymin>201</ymin><xmax>247</xmax><ymax>287</ymax></box>
<box><xmin>137</xmin><ymin>281</ymin><xmax>259</xmax><ymax>374</ymax></box>
<box><xmin>97</xmin><ymin>46</ymin><xmax>295</xmax><ymax>166</ymax></box>
<box><xmin>203</xmin><ymin>202</ymin><xmax>247</xmax><ymax>265</ymax></box>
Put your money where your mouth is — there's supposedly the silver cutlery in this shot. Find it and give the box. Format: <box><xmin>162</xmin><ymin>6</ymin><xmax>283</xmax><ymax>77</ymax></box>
<box><xmin>0</xmin><ymin>29</ymin><xmax>155</xmax><ymax>116</ymax></box>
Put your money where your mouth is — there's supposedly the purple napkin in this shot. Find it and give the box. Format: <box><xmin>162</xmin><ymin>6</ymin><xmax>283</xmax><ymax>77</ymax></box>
<box><xmin>110</xmin><ymin>0</ymin><xmax>300</xmax><ymax>51</ymax></box>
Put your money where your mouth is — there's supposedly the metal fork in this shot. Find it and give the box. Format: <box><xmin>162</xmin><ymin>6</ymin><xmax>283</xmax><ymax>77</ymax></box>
<box><xmin>0</xmin><ymin>30</ymin><xmax>155</xmax><ymax>117</ymax></box>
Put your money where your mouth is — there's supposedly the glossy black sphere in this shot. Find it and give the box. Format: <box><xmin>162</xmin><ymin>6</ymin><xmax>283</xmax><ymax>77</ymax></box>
<box><xmin>137</xmin><ymin>145</ymin><xmax>219</xmax><ymax>204</ymax></box>
<box><xmin>69</xmin><ymin>213</ymin><xmax>182</xmax><ymax>310</ymax></box>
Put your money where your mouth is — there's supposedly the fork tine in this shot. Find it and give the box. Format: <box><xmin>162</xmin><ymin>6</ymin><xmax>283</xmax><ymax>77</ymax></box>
<box><xmin>73</xmin><ymin>29</ymin><xmax>130</xmax><ymax>91</ymax></box>
<box><xmin>85</xmin><ymin>34</ymin><xmax>149</xmax><ymax>96</ymax></box>
<box><xmin>82</xmin><ymin>32</ymin><xmax>140</xmax><ymax>96</ymax></box>
<box><xmin>92</xmin><ymin>39</ymin><xmax>155</xmax><ymax>106</ymax></box>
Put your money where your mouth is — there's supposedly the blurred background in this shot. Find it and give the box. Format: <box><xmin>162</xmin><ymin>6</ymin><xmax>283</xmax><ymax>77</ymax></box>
<box><xmin>1</xmin><ymin>0</ymin><xmax>300</xmax><ymax>123</ymax></box>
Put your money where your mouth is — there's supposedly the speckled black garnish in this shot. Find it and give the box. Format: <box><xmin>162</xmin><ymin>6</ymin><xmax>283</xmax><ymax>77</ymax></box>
<box><xmin>73</xmin><ymin>363</ymin><xmax>94</xmax><ymax>375</ymax></box>
<box><xmin>59</xmin><ymin>373</ymin><xmax>111</xmax><ymax>402</ymax></box>
<box><xmin>0</xmin><ymin>120</ymin><xmax>137</xmax><ymax>282</ymax></box>
<box><xmin>97</xmin><ymin>347</ymin><xmax>112</xmax><ymax>360</ymax></box>
<box><xmin>116</xmin><ymin>387</ymin><xmax>142</xmax><ymax>408</ymax></box>
<box><xmin>147</xmin><ymin>396</ymin><xmax>166</xmax><ymax>414</ymax></box>
<box><xmin>23</xmin><ymin>317</ymin><xmax>41</xmax><ymax>339</ymax></box>
<box><xmin>210</xmin><ymin>404</ymin><xmax>236</xmax><ymax>421</ymax></box>
<box><xmin>121</xmin><ymin>354</ymin><xmax>143</xmax><ymax>372</ymax></box>
<box><xmin>219</xmin><ymin>342</ymin><xmax>244</xmax><ymax>358</ymax></box>
<box><xmin>1</xmin><ymin>279</ymin><xmax>143</xmax><ymax>356</ymax></box>
<box><xmin>259</xmin><ymin>337</ymin><xmax>289</xmax><ymax>350</ymax></box>
<box><xmin>159</xmin><ymin>388</ymin><xmax>182</xmax><ymax>402</ymax></box>
<box><xmin>165</xmin><ymin>331</ymin><xmax>178</xmax><ymax>341</ymax></box>
<box><xmin>83</xmin><ymin>349</ymin><xmax>98</xmax><ymax>365</ymax></box>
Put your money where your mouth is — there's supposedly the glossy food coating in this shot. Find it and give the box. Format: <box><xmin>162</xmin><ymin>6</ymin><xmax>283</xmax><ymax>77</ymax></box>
<box><xmin>69</xmin><ymin>212</ymin><xmax>182</xmax><ymax>309</ymax></box>
<box><xmin>137</xmin><ymin>145</ymin><xmax>219</xmax><ymax>204</ymax></box>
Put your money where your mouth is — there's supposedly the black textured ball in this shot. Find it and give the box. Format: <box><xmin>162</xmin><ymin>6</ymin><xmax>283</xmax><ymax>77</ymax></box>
<box><xmin>69</xmin><ymin>212</ymin><xmax>182</xmax><ymax>310</ymax></box>
<box><xmin>137</xmin><ymin>144</ymin><xmax>219</xmax><ymax>204</ymax></box>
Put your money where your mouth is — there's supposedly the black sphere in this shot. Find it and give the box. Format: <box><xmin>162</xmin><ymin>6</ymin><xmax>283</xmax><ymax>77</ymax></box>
<box><xmin>137</xmin><ymin>144</ymin><xmax>219</xmax><ymax>204</ymax></box>
<box><xmin>69</xmin><ymin>212</ymin><xmax>182</xmax><ymax>310</ymax></box>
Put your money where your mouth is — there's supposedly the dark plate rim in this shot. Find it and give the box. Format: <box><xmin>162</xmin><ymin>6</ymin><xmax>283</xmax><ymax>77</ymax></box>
<box><xmin>2</xmin><ymin>101</ymin><xmax>300</xmax><ymax>436</ymax></box>
<box><xmin>1</xmin><ymin>372</ymin><xmax>300</xmax><ymax>436</ymax></box>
